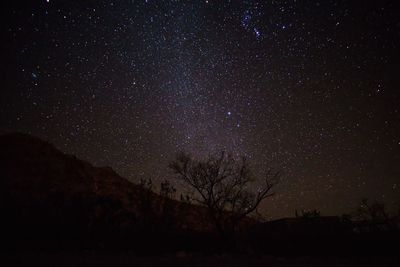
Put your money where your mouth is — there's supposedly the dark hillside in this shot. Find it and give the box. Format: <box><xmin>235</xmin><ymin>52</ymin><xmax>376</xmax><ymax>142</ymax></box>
<box><xmin>0</xmin><ymin>133</ymin><xmax>215</xmax><ymax>251</ymax></box>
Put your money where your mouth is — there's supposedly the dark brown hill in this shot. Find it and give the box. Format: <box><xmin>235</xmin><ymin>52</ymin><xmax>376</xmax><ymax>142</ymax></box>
<box><xmin>0</xmin><ymin>133</ymin><xmax>213</xmax><ymax>250</ymax></box>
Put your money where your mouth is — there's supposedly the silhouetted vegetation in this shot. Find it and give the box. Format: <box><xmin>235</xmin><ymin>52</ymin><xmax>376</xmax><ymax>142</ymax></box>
<box><xmin>295</xmin><ymin>209</ymin><xmax>321</xmax><ymax>218</ymax></box>
<box><xmin>350</xmin><ymin>198</ymin><xmax>399</xmax><ymax>234</ymax></box>
<box><xmin>169</xmin><ymin>151</ymin><xmax>279</xmax><ymax>238</ymax></box>
<box><xmin>355</xmin><ymin>198</ymin><xmax>390</xmax><ymax>223</ymax></box>
<box><xmin>0</xmin><ymin>133</ymin><xmax>399</xmax><ymax>264</ymax></box>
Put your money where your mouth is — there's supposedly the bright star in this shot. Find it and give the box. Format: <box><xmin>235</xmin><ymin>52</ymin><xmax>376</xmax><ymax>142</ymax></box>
<box><xmin>254</xmin><ymin>27</ymin><xmax>261</xmax><ymax>39</ymax></box>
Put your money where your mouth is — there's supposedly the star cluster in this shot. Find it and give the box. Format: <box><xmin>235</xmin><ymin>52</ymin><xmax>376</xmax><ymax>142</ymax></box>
<box><xmin>1</xmin><ymin>0</ymin><xmax>399</xmax><ymax>218</ymax></box>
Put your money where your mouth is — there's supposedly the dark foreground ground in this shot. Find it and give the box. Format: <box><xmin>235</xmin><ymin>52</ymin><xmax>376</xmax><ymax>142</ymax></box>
<box><xmin>2</xmin><ymin>252</ymin><xmax>399</xmax><ymax>267</ymax></box>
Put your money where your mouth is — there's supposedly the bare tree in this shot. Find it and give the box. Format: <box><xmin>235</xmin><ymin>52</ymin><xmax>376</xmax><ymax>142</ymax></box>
<box><xmin>169</xmin><ymin>151</ymin><xmax>279</xmax><ymax>237</ymax></box>
<box><xmin>159</xmin><ymin>179</ymin><xmax>176</xmax><ymax>199</ymax></box>
<box><xmin>356</xmin><ymin>198</ymin><xmax>390</xmax><ymax>223</ymax></box>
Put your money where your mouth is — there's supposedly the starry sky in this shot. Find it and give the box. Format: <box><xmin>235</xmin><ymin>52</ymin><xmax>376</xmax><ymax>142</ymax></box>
<box><xmin>1</xmin><ymin>0</ymin><xmax>399</xmax><ymax>219</ymax></box>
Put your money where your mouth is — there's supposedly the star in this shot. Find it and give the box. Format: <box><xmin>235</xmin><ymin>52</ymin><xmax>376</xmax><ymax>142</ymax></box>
<box><xmin>253</xmin><ymin>27</ymin><xmax>261</xmax><ymax>39</ymax></box>
<box><xmin>1</xmin><ymin>0</ymin><xmax>399</xmax><ymax>220</ymax></box>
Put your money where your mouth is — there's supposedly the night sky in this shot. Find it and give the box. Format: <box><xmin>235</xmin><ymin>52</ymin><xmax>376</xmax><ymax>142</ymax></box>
<box><xmin>1</xmin><ymin>0</ymin><xmax>399</xmax><ymax>219</ymax></box>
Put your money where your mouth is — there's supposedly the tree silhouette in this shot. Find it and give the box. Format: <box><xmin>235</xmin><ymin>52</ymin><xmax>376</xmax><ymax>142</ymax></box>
<box><xmin>169</xmin><ymin>151</ymin><xmax>279</xmax><ymax>238</ymax></box>
<box><xmin>159</xmin><ymin>179</ymin><xmax>176</xmax><ymax>199</ymax></box>
<box><xmin>356</xmin><ymin>198</ymin><xmax>390</xmax><ymax>223</ymax></box>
